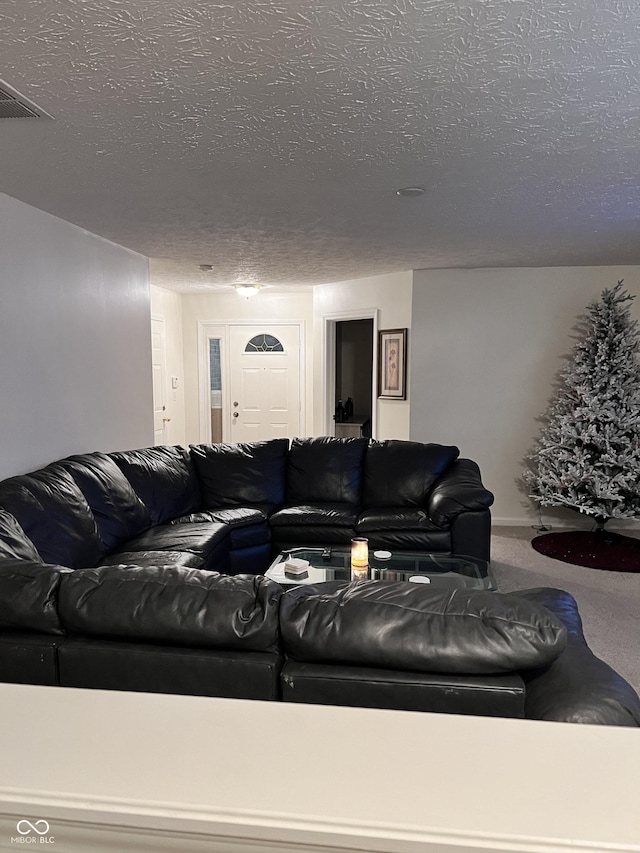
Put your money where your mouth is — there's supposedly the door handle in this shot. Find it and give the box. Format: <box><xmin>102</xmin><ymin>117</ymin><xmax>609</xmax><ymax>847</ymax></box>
<box><xmin>162</xmin><ymin>417</ymin><xmax>171</xmax><ymax>423</ymax></box>
<box><xmin>232</xmin><ymin>412</ymin><xmax>239</xmax><ymax>418</ymax></box>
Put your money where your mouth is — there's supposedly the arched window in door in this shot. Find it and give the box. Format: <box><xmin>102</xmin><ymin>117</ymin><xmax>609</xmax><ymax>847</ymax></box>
<box><xmin>244</xmin><ymin>333</ymin><xmax>284</xmax><ymax>353</ymax></box>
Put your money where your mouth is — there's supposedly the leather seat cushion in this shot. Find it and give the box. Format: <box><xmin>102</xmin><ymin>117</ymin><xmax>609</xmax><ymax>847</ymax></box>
<box><xmin>280</xmin><ymin>582</ymin><xmax>568</xmax><ymax>675</ymax></box>
<box><xmin>355</xmin><ymin>529</ymin><xmax>451</xmax><ymax>551</ymax></box>
<box><xmin>0</xmin><ymin>469</ymin><xmax>106</xmax><ymax>567</ymax></box>
<box><xmin>170</xmin><ymin>507</ymin><xmax>271</xmax><ymax>549</ymax></box>
<box><xmin>355</xmin><ymin>507</ymin><xmax>451</xmax><ymax>550</ymax></box>
<box><xmin>58</xmin><ymin>453</ymin><xmax>151</xmax><ymax>550</ymax></box>
<box><xmin>363</xmin><ymin>441</ymin><xmax>459</xmax><ymax>508</ymax></box>
<box><xmin>99</xmin><ymin>551</ymin><xmax>206</xmax><ymax>569</ymax></box>
<box><xmin>286</xmin><ymin>437</ymin><xmax>367</xmax><ymax>504</ymax></box>
<box><xmin>190</xmin><ymin>440</ymin><xmax>289</xmax><ymax>510</ymax></box>
<box><xmin>58</xmin><ymin>566</ymin><xmax>283</xmax><ymax>652</ymax></box>
<box><xmin>0</xmin><ymin>509</ymin><xmax>42</xmax><ymax>563</ymax></box>
<box><xmin>356</xmin><ymin>507</ymin><xmax>442</xmax><ymax>532</ymax></box>
<box><xmin>270</xmin><ymin>503</ymin><xmax>360</xmax><ymax>527</ymax></box>
<box><xmin>110</xmin><ymin>446</ymin><xmax>201</xmax><ymax>526</ymax></box>
<box><xmin>172</xmin><ymin>507</ymin><xmax>267</xmax><ymax>527</ymax></box>
<box><xmin>113</xmin><ymin>521</ymin><xmax>230</xmax><ymax>567</ymax></box>
<box><xmin>0</xmin><ymin>561</ymin><xmax>71</xmax><ymax>635</ymax></box>
<box><xmin>281</xmin><ymin>661</ymin><xmax>526</xmax><ymax>718</ymax></box>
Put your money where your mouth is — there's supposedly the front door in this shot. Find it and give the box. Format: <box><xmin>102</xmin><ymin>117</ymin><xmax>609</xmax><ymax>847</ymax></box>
<box><xmin>228</xmin><ymin>325</ymin><xmax>301</xmax><ymax>442</ymax></box>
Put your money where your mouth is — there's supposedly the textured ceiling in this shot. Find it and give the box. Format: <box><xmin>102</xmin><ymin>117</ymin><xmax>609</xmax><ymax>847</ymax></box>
<box><xmin>1</xmin><ymin>0</ymin><xmax>640</xmax><ymax>292</ymax></box>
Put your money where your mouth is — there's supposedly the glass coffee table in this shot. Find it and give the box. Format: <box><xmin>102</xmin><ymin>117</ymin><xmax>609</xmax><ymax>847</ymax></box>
<box><xmin>265</xmin><ymin>547</ymin><xmax>496</xmax><ymax>590</ymax></box>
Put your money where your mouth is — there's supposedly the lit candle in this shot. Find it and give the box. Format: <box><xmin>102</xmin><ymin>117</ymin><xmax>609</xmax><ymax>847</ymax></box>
<box><xmin>351</xmin><ymin>537</ymin><xmax>369</xmax><ymax>580</ymax></box>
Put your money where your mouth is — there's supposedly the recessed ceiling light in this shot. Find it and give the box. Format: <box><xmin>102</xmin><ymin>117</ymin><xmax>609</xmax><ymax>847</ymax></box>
<box><xmin>395</xmin><ymin>187</ymin><xmax>425</xmax><ymax>197</ymax></box>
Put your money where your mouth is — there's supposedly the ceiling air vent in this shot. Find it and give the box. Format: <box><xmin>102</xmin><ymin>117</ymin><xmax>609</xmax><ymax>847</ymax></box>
<box><xmin>0</xmin><ymin>79</ymin><xmax>53</xmax><ymax>120</ymax></box>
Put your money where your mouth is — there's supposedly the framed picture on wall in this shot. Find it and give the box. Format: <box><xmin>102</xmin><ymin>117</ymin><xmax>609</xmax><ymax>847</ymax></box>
<box><xmin>378</xmin><ymin>328</ymin><xmax>407</xmax><ymax>399</ymax></box>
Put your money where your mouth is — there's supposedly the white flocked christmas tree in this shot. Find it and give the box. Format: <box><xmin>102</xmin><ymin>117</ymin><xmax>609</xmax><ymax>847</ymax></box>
<box><xmin>524</xmin><ymin>281</ymin><xmax>640</xmax><ymax>531</ymax></box>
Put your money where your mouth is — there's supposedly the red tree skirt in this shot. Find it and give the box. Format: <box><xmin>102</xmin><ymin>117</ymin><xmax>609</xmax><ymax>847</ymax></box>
<box><xmin>531</xmin><ymin>530</ymin><xmax>640</xmax><ymax>572</ymax></box>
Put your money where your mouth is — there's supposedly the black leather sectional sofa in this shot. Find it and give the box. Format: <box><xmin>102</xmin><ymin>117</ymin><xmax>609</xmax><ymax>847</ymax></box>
<box><xmin>1</xmin><ymin>437</ymin><xmax>639</xmax><ymax>725</ymax></box>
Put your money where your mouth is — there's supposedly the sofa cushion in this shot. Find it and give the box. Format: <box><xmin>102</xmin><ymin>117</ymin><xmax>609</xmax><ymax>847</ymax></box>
<box><xmin>356</xmin><ymin>507</ymin><xmax>440</xmax><ymax>532</ymax></box>
<box><xmin>355</xmin><ymin>508</ymin><xmax>451</xmax><ymax>550</ymax></box>
<box><xmin>190</xmin><ymin>440</ymin><xmax>288</xmax><ymax>511</ymax></box>
<box><xmin>0</xmin><ymin>509</ymin><xmax>42</xmax><ymax>563</ymax></box>
<box><xmin>99</xmin><ymin>551</ymin><xmax>206</xmax><ymax>569</ymax></box>
<box><xmin>58</xmin><ymin>566</ymin><xmax>283</xmax><ymax>652</ymax></box>
<box><xmin>270</xmin><ymin>503</ymin><xmax>360</xmax><ymax>528</ymax></box>
<box><xmin>286</xmin><ymin>437</ymin><xmax>367</xmax><ymax>504</ymax></box>
<box><xmin>362</xmin><ymin>441</ymin><xmax>459</xmax><ymax>508</ymax></box>
<box><xmin>110</xmin><ymin>446</ymin><xmax>200</xmax><ymax>525</ymax></box>
<box><xmin>280</xmin><ymin>582</ymin><xmax>567</xmax><ymax>674</ymax></box>
<box><xmin>171</xmin><ymin>507</ymin><xmax>267</xmax><ymax>527</ymax></box>
<box><xmin>0</xmin><ymin>561</ymin><xmax>71</xmax><ymax>635</ymax></box>
<box><xmin>0</xmin><ymin>469</ymin><xmax>106</xmax><ymax>568</ymax></box>
<box><xmin>112</xmin><ymin>521</ymin><xmax>230</xmax><ymax>569</ymax></box>
<box><xmin>58</xmin><ymin>453</ymin><xmax>151</xmax><ymax>551</ymax></box>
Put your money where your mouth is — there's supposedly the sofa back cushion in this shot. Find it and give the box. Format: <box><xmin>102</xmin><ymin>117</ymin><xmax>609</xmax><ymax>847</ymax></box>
<box><xmin>59</xmin><ymin>453</ymin><xmax>151</xmax><ymax>551</ymax></box>
<box><xmin>0</xmin><ymin>509</ymin><xmax>43</xmax><ymax>563</ymax></box>
<box><xmin>280</xmin><ymin>582</ymin><xmax>567</xmax><ymax>674</ymax></box>
<box><xmin>190</xmin><ymin>440</ymin><xmax>289</xmax><ymax>511</ymax></box>
<box><xmin>0</xmin><ymin>469</ymin><xmax>106</xmax><ymax>568</ymax></box>
<box><xmin>363</xmin><ymin>440</ymin><xmax>459</xmax><ymax>508</ymax></box>
<box><xmin>110</xmin><ymin>446</ymin><xmax>200</xmax><ymax>525</ymax></box>
<box><xmin>286</xmin><ymin>437</ymin><xmax>367</xmax><ymax>505</ymax></box>
<box><xmin>58</xmin><ymin>565</ymin><xmax>282</xmax><ymax>652</ymax></box>
<box><xmin>0</xmin><ymin>561</ymin><xmax>70</xmax><ymax>635</ymax></box>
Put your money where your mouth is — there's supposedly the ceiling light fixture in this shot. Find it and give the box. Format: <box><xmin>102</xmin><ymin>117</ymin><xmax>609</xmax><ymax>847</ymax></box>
<box><xmin>395</xmin><ymin>187</ymin><xmax>425</xmax><ymax>197</ymax></box>
<box><xmin>198</xmin><ymin>264</ymin><xmax>214</xmax><ymax>271</ymax></box>
<box><xmin>234</xmin><ymin>284</ymin><xmax>262</xmax><ymax>298</ymax></box>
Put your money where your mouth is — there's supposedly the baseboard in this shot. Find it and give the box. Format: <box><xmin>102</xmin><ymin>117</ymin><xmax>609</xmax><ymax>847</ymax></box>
<box><xmin>493</xmin><ymin>516</ymin><xmax>640</xmax><ymax>531</ymax></box>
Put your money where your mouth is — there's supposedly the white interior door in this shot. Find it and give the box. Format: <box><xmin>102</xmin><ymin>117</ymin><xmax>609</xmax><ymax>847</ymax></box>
<box><xmin>229</xmin><ymin>325</ymin><xmax>301</xmax><ymax>442</ymax></box>
<box><xmin>151</xmin><ymin>317</ymin><xmax>169</xmax><ymax>444</ymax></box>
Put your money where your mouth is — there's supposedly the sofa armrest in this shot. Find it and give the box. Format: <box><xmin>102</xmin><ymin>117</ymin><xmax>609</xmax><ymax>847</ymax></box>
<box><xmin>515</xmin><ymin>588</ymin><xmax>640</xmax><ymax>726</ymax></box>
<box><xmin>426</xmin><ymin>459</ymin><xmax>494</xmax><ymax>527</ymax></box>
<box><xmin>0</xmin><ymin>560</ymin><xmax>71</xmax><ymax>636</ymax></box>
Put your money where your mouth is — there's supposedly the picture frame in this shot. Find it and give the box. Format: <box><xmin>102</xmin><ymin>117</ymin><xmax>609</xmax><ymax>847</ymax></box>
<box><xmin>377</xmin><ymin>328</ymin><xmax>407</xmax><ymax>399</ymax></box>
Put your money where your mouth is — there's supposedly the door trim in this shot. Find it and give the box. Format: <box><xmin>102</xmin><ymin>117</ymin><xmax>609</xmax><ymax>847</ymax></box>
<box><xmin>197</xmin><ymin>320</ymin><xmax>306</xmax><ymax>443</ymax></box>
<box><xmin>323</xmin><ymin>309</ymin><xmax>379</xmax><ymax>439</ymax></box>
<box><xmin>151</xmin><ymin>315</ymin><xmax>169</xmax><ymax>445</ymax></box>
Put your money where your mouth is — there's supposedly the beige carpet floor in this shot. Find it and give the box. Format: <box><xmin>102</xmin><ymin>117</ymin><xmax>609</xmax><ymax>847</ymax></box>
<box><xmin>490</xmin><ymin>525</ymin><xmax>640</xmax><ymax>695</ymax></box>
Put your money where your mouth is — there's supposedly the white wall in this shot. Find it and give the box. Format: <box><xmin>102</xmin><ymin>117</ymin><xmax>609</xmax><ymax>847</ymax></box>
<box><xmin>150</xmin><ymin>285</ymin><xmax>187</xmax><ymax>446</ymax></box>
<box><xmin>410</xmin><ymin>267</ymin><xmax>640</xmax><ymax>525</ymax></box>
<box><xmin>181</xmin><ymin>289</ymin><xmax>314</xmax><ymax>444</ymax></box>
<box><xmin>313</xmin><ymin>272</ymin><xmax>412</xmax><ymax>439</ymax></box>
<box><xmin>0</xmin><ymin>194</ymin><xmax>153</xmax><ymax>479</ymax></box>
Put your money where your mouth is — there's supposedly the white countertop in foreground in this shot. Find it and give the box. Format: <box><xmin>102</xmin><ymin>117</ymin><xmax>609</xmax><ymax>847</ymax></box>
<box><xmin>0</xmin><ymin>682</ymin><xmax>638</xmax><ymax>853</ymax></box>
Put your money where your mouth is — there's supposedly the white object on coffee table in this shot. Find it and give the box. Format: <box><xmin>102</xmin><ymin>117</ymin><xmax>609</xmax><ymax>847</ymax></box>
<box><xmin>283</xmin><ymin>557</ymin><xmax>310</xmax><ymax>577</ymax></box>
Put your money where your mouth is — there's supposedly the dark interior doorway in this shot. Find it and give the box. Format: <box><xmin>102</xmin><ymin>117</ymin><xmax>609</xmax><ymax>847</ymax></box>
<box><xmin>334</xmin><ymin>319</ymin><xmax>374</xmax><ymax>438</ymax></box>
